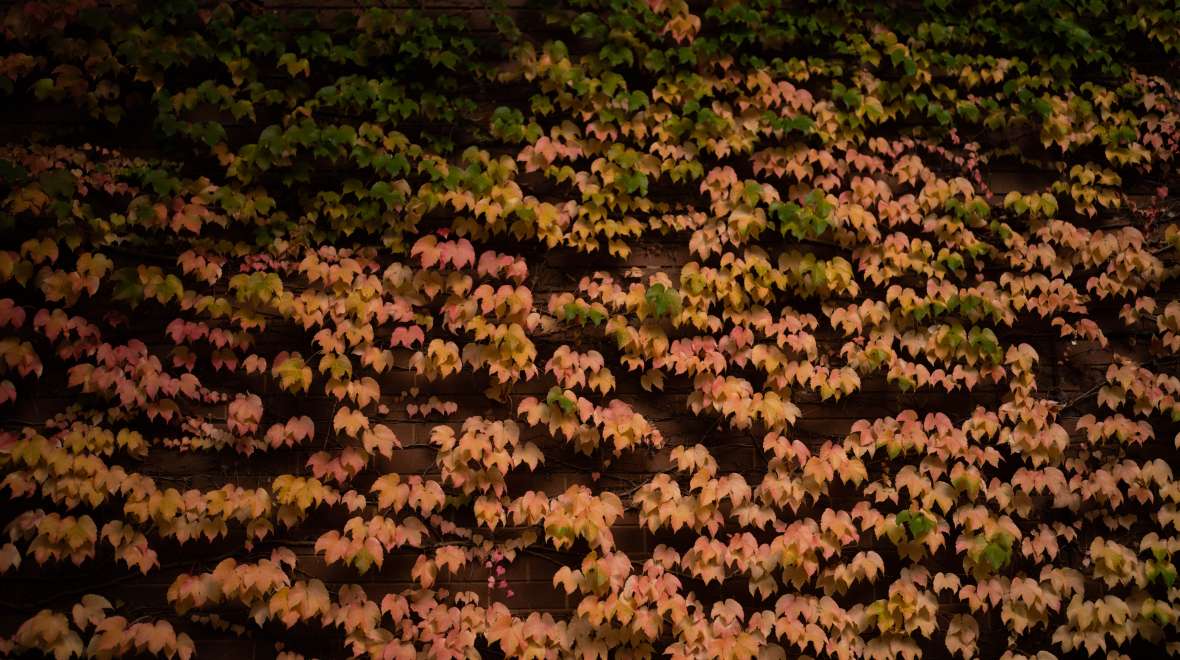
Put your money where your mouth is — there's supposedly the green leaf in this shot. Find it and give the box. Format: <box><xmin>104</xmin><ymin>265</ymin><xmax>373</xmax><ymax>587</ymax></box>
<box><xmin>644</xmin><ymin>283</ymin><xmax>681</xmax><ymax>319</ymax></box>
<box><xmin>982</xmin><ymin>542</ymin><xmax>1009</xmax><ymax>570</ymax></box>
<box><xmin>546</xmin><ymin>387</ymin><xmax>575</xmax><ymax>414</ymax></box>
<box><xmin>896</xmin><ymin>511</ymin><xmax>935</xmax><ymax>540</ymax></box>
<box><xmin>39</xmin><ymin>170</ymin><xmax>77</xmax><ymax>198</ymax></box>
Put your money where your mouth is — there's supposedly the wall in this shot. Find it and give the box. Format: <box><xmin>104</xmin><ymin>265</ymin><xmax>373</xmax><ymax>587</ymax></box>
<box><xmin>1</xmin><ymin>1</ymin><xmax>1179</xmax><ymax>658</ymax></box>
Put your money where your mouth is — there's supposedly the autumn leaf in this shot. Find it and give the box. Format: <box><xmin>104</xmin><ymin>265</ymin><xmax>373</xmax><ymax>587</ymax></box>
<box><xmin>333</xmin><ymin>407</ymin><xmax>369</xmax><ymax>437</ymax></box>
<box><xmin>944</xmin><ymin>614</ymin><xmax>978</xmax><ymax>658</ymax></box>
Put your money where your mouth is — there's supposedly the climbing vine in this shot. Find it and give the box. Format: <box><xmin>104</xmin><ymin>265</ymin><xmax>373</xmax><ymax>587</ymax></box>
<box><xmin>1</xmin><ymin>0</ymin><xmax>1180</xmax><ymax>658</ymax></box>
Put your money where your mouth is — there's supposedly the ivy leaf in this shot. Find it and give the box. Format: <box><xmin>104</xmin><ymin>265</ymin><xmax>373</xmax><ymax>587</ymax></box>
<box><xmin>896</xmin><ymin>510</ymin><xmax>935</xmax><ymax>540</ymax></box>
<box><xmin>38</xmin><ymin>170</ymin><xmax>76</xmax><ymax>198</ymax></box>
<box><xmin>982</xmin><ymin>535</ymin><xmax>1013</xmax><ymax>571</ymax></box>
<box><xmin>546</xmin><ymin>386</ymin><xmax>575</xmax><ymax>414</ymax></box>
<box><xmin>644</xmin><ymin>283</ymin><xmax>681</xmax><ymax>319</ymax></box>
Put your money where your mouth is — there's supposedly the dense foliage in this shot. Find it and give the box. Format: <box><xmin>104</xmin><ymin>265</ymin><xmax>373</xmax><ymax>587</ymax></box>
<box><xmin>1</xmin><ymin>0</ymin><xmax>1179</xmax><ymax>657</ymax></box>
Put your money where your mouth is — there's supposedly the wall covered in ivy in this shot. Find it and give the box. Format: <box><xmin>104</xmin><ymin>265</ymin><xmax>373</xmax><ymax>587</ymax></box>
<box><xmin>1</xmin><ymin>0</ymin><xmax>1180</xmax><ymax>658</ymax></box>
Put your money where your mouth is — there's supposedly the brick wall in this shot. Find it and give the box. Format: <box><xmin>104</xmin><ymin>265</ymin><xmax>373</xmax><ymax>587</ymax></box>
<box><xmin>1</xmin><ymin>1</ymin><xmax>1178</xmax><ymax>659</ymax></box>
